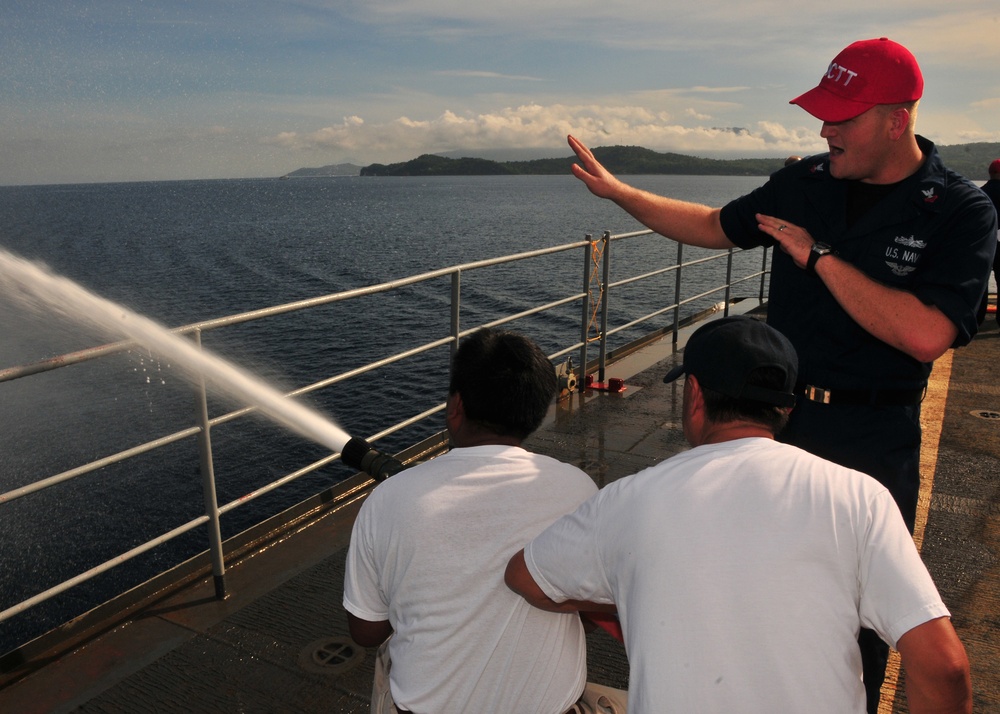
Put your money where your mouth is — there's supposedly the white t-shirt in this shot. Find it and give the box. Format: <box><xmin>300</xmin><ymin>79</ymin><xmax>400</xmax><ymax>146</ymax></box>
<box><xmin>524</xmin><ymin>437</ymin><xmax>949</xmax><ymax>714</ymax></box>
<box><xmin>344</xmin><ymin>444</ymin><xmax>597</xmax><ymax>713</ymax></box>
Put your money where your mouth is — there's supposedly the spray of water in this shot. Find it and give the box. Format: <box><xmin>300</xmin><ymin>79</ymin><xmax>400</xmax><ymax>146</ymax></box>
<box><xmin>0</xmin><ymin>249</ymin><xmax>351</xmax><ymax>453</ymax></box>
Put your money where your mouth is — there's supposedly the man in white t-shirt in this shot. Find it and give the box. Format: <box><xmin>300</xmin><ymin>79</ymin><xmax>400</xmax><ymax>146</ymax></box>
<box><xmin>506</xmin><ymin>316</ymin><xmax>971</xmax><ymax>713</ymax></box>
<box><xmin>343</xmin><ymin>328</ymin><xmax>601</xmax><ymax>714</ymax></box>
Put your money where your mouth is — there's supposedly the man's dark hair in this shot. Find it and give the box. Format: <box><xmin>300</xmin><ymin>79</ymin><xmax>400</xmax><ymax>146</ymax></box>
<box><xmin>448</xmin><ymin>328</ymin><xmax>557</xmax><ymax>439</ymax></box>
<box><xmin>700</xmin><ymin>365</ymin><xmax>791</xmax><ymax>434</ymax></box>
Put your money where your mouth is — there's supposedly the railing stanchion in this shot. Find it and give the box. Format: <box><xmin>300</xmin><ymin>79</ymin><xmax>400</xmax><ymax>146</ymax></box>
<box><xmin>579</xmin><ymin>236</ymin><xmax>592</xmax><ymax>383</ymax></box>
<box><xmin>598</xmin><ymin>231</ymin><xmax>611</xmax><ymax>381</ymax></box>
<box><xmin>724</xmin><ymin>248</ymin><xmax>735</xmax><ymax>316</ymax></box>
<box><xmin>192</xmin><ymin>328</ymin><xmax>227</xmax><ymax>601</ymax></box>
<box><xmin>673</xmin><ymin>243</ymin><xmax>684</xmax><ymax>344</ymax></box>
<box><xmin>760</xmin><ymin>247</ymin><xmax>769</xmax><ymax>303</ymax></box>
<box><xmin>451</xmin><ymin>270</ymin><xmax>461</xmax><ymax>358</ymax></box>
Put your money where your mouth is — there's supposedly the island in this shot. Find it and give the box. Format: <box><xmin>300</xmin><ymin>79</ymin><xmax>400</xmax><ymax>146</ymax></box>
<box><xmin>282</xmin><ymin>142</ymin><xmax>1000</xmax><ymax>180</ymax></box>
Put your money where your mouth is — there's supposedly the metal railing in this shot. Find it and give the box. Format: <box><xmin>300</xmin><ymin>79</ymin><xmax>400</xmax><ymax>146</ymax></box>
<box><xmin>0</xmin><ymin>229</ymin><xmax>769</xmax><ymax>642</ymax></box>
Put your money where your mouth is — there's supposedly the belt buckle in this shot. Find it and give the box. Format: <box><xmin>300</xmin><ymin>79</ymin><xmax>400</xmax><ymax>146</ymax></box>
<box><xmin>805</xmin><ymin>385</ymin><xmax>832</xmax><ymax>404</ymax></box>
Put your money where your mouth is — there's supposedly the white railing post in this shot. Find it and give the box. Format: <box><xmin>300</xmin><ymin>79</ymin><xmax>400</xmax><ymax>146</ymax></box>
<box><xmin>579</xmin><ymin>236</ymin><xmax>592</xmax><ymax>380</ymax></box>
<box><xmin>760</xmin><ymin>247</ymin><xmax>770</xmax><ymax>302</ymax></box>
<box><xmin>672</xmin><ymin>243</ymin><xmax>684</xmax><ymax>344</ymax></box>
<box><xmin>451</xmin><ymin>270</ymin><xmax>461</xmax><ymax>358</ymax></box>
<box><xmin>598</xmin><ymin>231</ymin><xmax>611</xmax><ymax>381</ymax></box>
<box><xmin>192</xmin><ymin>328</ymin><xmax>227</xmax><ymax>600</ymax></box>
<box><xmin>724</xmin><ymin>248</ymin><xmax>735</xmax><ymax>316</ymax></box>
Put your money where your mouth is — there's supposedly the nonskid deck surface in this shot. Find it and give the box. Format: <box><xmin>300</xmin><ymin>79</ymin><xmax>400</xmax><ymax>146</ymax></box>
<box><xmin>1</xmin><ymin>317</ymin><xmax>998</xmax><ymax>713</ymax></box>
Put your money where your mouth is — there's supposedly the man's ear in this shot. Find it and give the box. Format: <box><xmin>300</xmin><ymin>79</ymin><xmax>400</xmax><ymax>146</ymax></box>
<box><xmin>684</xmin><ymin>373</ymin><xmax>708</xmax><ymax>421</ymax></box>
<box><xmin>679</xmin><ymin>374</ymin><xmax>705</xmax><ymax>446</ymax></box>
<box><xmin>686</xmin><ymin>373</ymin><xmax>703</xmax><ymax>405</ymax></box>
<box><xmin>446</xmin><ymin>392</ymin><xmax>464</xmax><ymax>432</ymax></box>
<box><xmin>887</xmin><ymin>106</ymin><xmax>912</xmax><ymax>140</ymax></box>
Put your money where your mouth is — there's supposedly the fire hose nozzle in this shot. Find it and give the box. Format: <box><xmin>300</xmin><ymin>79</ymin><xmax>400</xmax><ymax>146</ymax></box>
<box><xmin>341</xmin><ymin>436</ymin><xmax>406</xmax><ymax>481</ymax></box>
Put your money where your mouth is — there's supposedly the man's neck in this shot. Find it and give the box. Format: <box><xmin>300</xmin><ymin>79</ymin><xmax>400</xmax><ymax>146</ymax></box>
<box><xmin>867</xmin><ymin>134</ymin><xmax>924</xmax><ymax>185</ymax></box>
<box><xmin>450</xmin><ymin>432</ymin><xmax>522</xmax><ymax>449</ymax></box>
<box><xmin>697</xmin><ymin>422</ymin><xmax>775</xmax><ymax>446</ymax></box>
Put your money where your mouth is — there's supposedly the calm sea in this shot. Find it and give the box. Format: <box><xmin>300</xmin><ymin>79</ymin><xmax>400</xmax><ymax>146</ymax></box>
<box><xmin>0</xmin><ymin>173</ymin><xmax>767</xmax><ymax>652</ymax></box>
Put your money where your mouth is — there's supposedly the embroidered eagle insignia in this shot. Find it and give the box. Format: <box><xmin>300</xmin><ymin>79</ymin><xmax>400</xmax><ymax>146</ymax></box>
<box><xmin>885</xmin><ymin>262</ymin><xmax>917</xmax><ymax>277</ymax></box>
<box><xmin>810</xmin><ymin>163</ymin><xmax>826</xmax><ymax>174</ymax></box>
<box><xmin>921</xmin><ymin>188</ymin><xmax>939</xmax><ymax>203</ymax></box>
<box><xmin>895</xmin><ymin>235</ymin><xmax>926</xmax><ymax>249</ymax></box>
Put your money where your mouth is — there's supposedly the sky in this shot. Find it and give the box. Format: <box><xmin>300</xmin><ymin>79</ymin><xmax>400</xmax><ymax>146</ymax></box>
<box><xmin>3</xmin><ymin>1</ymin><xmax>999</xmax><ymax>186</ymax></box>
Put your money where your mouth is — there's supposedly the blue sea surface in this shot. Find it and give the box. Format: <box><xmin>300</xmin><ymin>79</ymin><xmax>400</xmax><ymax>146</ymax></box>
<box><xmin>0</xmin><ymin>174</ymin><xmax>767</xmax><ymax>653</ymax></box>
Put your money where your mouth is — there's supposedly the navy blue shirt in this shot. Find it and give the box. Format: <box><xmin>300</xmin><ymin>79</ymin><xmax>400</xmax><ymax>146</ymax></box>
<box><xmin>981</xmin><ymin>178</ymin><xmax>1000</xmax><ymax>215</ymax></box>
<box><xmin>720</xmin><ymin>136</ymin><xmax>997</xmax><ymax>391</ymax></box>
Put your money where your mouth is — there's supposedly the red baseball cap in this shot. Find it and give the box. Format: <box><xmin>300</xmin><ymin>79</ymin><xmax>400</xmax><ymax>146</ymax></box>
<box><xmin>790</xmin><ymin>38</ymin><xmax>923</xmax><ymax>122</ymax></box>
<box><xmin>989</xmin><ymin>159</ymin><xmax>1000</xmax><ymax>175</ymax></box>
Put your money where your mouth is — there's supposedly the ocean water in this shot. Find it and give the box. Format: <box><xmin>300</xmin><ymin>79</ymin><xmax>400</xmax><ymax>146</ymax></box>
<box><xmin>0</xmin><ymin>173</ymin><xmax>767</xmax><ymax>652</ymax></box>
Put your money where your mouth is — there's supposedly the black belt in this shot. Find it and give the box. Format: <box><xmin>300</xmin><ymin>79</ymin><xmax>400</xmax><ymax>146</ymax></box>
<box><xmin>798</xmin><ymin>383</ymin><xmax>926</xmax><ymax>406</ymax></box>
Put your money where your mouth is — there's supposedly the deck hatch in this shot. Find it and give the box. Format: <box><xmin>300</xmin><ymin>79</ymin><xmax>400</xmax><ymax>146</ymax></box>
<box><xmin>298</xmin><ymin>636</ymin><xmax>365</xmax><ymax>675</ymax></box>
<box><xmin>970</xmin><ymin>409</ymin><xmax>1000</xmax><ymax>421</ymax></box>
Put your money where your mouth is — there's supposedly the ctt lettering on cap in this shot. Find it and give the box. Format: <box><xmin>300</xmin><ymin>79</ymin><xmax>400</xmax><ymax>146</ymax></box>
<box><xmin>825</xmin><ymin>63</ymin><xmax>857</xmax><ymax>87</ymax></box>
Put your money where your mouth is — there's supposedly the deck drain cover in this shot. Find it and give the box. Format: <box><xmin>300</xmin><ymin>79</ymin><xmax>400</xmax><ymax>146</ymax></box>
<box><xmin>299</xmin><ymin>636</ymin><xmax>365</xmax><ymax>675</ymax></box>
<box><xmin>970</xmin><ymin>409</ymin><xmax>1000</xmax><ymax>421</ymax></box>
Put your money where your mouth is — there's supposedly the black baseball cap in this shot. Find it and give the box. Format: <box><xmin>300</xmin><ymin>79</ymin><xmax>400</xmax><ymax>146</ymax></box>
<box><xmin>663</xmin><ymin>316</ymin><xmax>798</xmax><ymax>408</ymax></box>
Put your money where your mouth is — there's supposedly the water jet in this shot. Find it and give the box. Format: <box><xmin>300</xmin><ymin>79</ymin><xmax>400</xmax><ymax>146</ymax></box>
<box><xmin>0</xmin><ymin>249</ymin><xmax>403</xmax><ymax>479</ymax></box>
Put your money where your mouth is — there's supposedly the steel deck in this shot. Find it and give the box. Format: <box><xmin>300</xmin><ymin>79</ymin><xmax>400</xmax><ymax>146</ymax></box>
<box><xmin>1</xmin><ymin>314</ymin><xmax>997</xmax><ymax>713</ymax></box>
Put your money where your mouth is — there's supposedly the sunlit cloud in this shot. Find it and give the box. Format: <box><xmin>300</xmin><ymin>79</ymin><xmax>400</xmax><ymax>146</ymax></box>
<box><xmin>685</xmin><ymin>108</ymin><xmax>713</xmax><ymax>121</ymax></box>
<box><xmin>262</xmin><ymin>103</ymin><xmax>827</xmax><ymax>163</ymax></box>
<box><xmin>970</xmin><ymin>97</ymin><xmax>1000</xmax><ymax>110</ymax></box>
<box><xmin>435</xmin><ymin>70</ymin><xmax>545</xmax><ymax>82</ymax></box>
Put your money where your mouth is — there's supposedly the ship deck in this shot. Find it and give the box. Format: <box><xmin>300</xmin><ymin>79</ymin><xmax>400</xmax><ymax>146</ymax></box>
<box><xmin>1</xmin><ymin>312</ymin><xmax>998</xmax><ymax>713</ymax></box>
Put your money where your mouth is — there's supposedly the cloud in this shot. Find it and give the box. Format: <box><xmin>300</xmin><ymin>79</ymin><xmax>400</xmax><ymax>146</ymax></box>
<box><xmin>970</xmin><ymin>97</ymin><xmax>1000</xmax><ymax>110</ymax></box>
<box><xmin>261</xmin><ymin>103</ymin><xmax>827</xmax><ymax>162</ymax></box>
<box><xmin>685</xmin><ymin>108</ymin><xmax>712</xmax><ymax>121</ymax></box>
<box><xmin>435</xmin><ymin>70</ymin><xmax>545</xmax><ymax>82</ymax></box>
<box><xmin>337</xmin><ymin>0</ymin><xmax>1000</xmax><ymax>60</ymax></box>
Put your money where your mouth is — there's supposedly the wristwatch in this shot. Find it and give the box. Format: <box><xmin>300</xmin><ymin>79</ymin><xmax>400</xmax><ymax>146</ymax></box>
<box><xmin>807</xmin><ymin>242</ymin><xmax>834</xmax><ymax>273</ymax></box>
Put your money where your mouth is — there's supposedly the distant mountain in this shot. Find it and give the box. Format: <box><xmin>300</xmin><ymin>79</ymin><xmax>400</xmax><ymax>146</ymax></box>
<box><xmin>281</xmin><ymin>163</ymin><xmax>362</xmax><ymax>178</ymax></box>
<box><xmin>360</xmin><ymin>154</ymin><xmax>517</xmax><ymax>177</ymax></box>
<box><xmin>360</xmin><ymin>146</ymin><xmax>786</xmax><ymax>177</ymax></box>
<box><xmin>285</xmin><ymin>142</ymin><xmax>1000</xmax><ymax>180</ymax></box>
<box><xmin>505</xmin><ymin>145</ymin><xmax>785</xmax><ymax>177</ymax></box>
<box><xmin>936</xmin><ymin>142</ymin><xmax>1000</xmax><ymax>181</ymax></box>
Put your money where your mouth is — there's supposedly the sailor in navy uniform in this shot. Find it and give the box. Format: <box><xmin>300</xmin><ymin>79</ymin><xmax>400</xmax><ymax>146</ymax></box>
<box><xmin>567</xmin><ymin>38</ymin><xmax>996</xmax><ymax>713</ymax></box>
<box><xmin>720</xmin><ymin>135</ymin><xmax>996</xmax><ymax>533</ymax></box>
